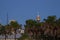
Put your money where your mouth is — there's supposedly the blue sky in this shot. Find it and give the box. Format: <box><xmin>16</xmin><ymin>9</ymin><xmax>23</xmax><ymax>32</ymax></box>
<box><xmin>0</xmin><ymin>0</ymin><xmax>60</xmax><ymax>25</ymax></box>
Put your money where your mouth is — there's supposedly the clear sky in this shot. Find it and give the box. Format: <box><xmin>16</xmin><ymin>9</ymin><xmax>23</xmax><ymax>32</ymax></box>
<box><xmin>0</xmin><ymin>0</ymin><xmax>60</xmax><ymax>25</ymax></box>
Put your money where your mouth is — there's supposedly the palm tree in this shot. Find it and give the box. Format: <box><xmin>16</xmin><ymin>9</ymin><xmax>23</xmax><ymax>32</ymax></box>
<box><xmin>0</xmin><ymin>24</ymin><xmax>2</xmax><ymax>35</ymax></box>
<box><xmin>25</xmin><ymin>19</ymin><xmax>37</xmax><ymax>33</ymax></box>
<box><xmin>4</xmin><ymin>25</ymin><xmax>9</xmax><ymax>39</ymax></box>
<box><xmin>56</xmin><ymin>18</ymin><xmax>60</xmax><ymax>39</ymax></box>
<box><xmin>9</xmin><ymin>20</ymin><xmax>21</xmax><ymax>40</ymax></box>
<box><xmin>43</xmin><ymin>15</ymin><xmax>57</xmax><ymax>40</ymax></box>
<box><xmin>0</xmin><ymin>24</ymin><xmax>5</xmax><ymax>36</ymax></box>
<box><xmin>25</xmin><ymin>19</ymin><xmax>37</xmax><ymax>39</ymax></box>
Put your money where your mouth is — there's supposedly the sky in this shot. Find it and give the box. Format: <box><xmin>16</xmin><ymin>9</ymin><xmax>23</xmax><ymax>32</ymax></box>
<box><xmin>0</xmin><ymin>0</ymin><xmax>60</xmax><ymax>25</ymax></box>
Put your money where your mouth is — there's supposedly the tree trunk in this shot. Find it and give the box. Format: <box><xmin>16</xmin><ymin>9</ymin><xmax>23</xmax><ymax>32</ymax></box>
<box><xmin>15</xmin><ymin>29</ymin><xmax>16</xmax><ymax>40</ymax></box>
<box><xmin>5</xmin><ymin>31</ymin><xmax>6</xmax><ymax>40</ymax></box>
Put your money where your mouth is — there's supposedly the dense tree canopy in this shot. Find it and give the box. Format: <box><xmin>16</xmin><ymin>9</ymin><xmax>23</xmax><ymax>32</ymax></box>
<box><xmin>0</xmin><ymin>15</ymin><xmax>60</xmax><ymax>40</ymax></box>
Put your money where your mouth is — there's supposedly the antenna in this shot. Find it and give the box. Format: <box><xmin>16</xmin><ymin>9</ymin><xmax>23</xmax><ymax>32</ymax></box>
<box><xmin>7</xmin><ymin>12</ymin><xmax>8</xmax><ymax>25</ymax></box>
<box><xmin>0</xmin><ymin>13</ymin><xmax>2</xmax><ymax>24</ymax></box>
<box><xmin>36</xmin><ymin>9</ymin><xmax>40</xmax><ymax>18</ymax></box>
<box><xmin>37</xmin><ymin>11</ymin><xmax>40</xmax><ymax>16</ymax></box>
<box><xmin>0</xmin><ymin>14</ymin><xmax>1</xmax><ymax>24</ymax></box>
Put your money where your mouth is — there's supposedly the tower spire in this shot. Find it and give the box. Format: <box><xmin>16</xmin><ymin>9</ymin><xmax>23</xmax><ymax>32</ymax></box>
<box><xmin>36</xmin><ymin>11</ymin><xmax>40</xmax><ymax>22</ymax></box>
<box><xmin>7</xmin><ymin>12</ymin><xmax>8</xmax><ymax>25</ymax></box>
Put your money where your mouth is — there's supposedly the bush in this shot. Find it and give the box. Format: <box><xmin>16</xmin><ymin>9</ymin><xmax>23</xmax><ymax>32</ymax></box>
<box><xmin>18</xmin><ymin>34</ymin><xmax>32</xmax><ymax>40</ymax></box>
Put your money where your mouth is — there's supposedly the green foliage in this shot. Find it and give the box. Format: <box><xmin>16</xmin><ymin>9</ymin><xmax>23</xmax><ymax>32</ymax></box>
<box><xmin>26</xmin><ymin>19</ymin><xmax>37</xmax><ymax>26</ymax></box>
<box><xmin>9</xmin><ymin>21</ymin><xmax>21</xmax><ymax>29</ymax></box>
<box><xmin>18</xmin><ymin>34</ymin><xmax>32</xmax><ymax>40</ymax></box>
<box><xmin>0</xmin><ymin>26</ymin><xmax>5</xmax><ymax>35</ymax></box>
<box><xmin>44</xmin><ymin>15</ymin><xmax>56</xmax><ymax>23</ymax></box>
<box><xmin>10</xmin><ymin>21</ymin><xmax>18</xmax><ymax>28</ymax></box>
<box><xmin>0</xmin><ymin>15</ymin><xmax>60</xmax><ymax>40</ymax></box>
<box><xmin>56</xmin><ymin>18</ymin><xmax>60</xmax><ymax>27</ymax></box>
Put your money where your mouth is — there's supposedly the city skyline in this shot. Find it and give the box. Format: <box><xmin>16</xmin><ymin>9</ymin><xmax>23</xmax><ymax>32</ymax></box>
<box><xmin>0</xmin><ymin>0</ymin><xmax>60</xmax><ymax>25</ymax></box>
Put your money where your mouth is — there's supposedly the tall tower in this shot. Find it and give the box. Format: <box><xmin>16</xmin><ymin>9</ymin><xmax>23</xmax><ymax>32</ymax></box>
<box><xmin>7</xmin><ymin>13</ymin><xmax>8</xmax><ymax>24</ymax></box>
<box><xmin>36</xmin><ymin>12</ymin><xmax>40</xmax><ymax>22</ymax></box>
